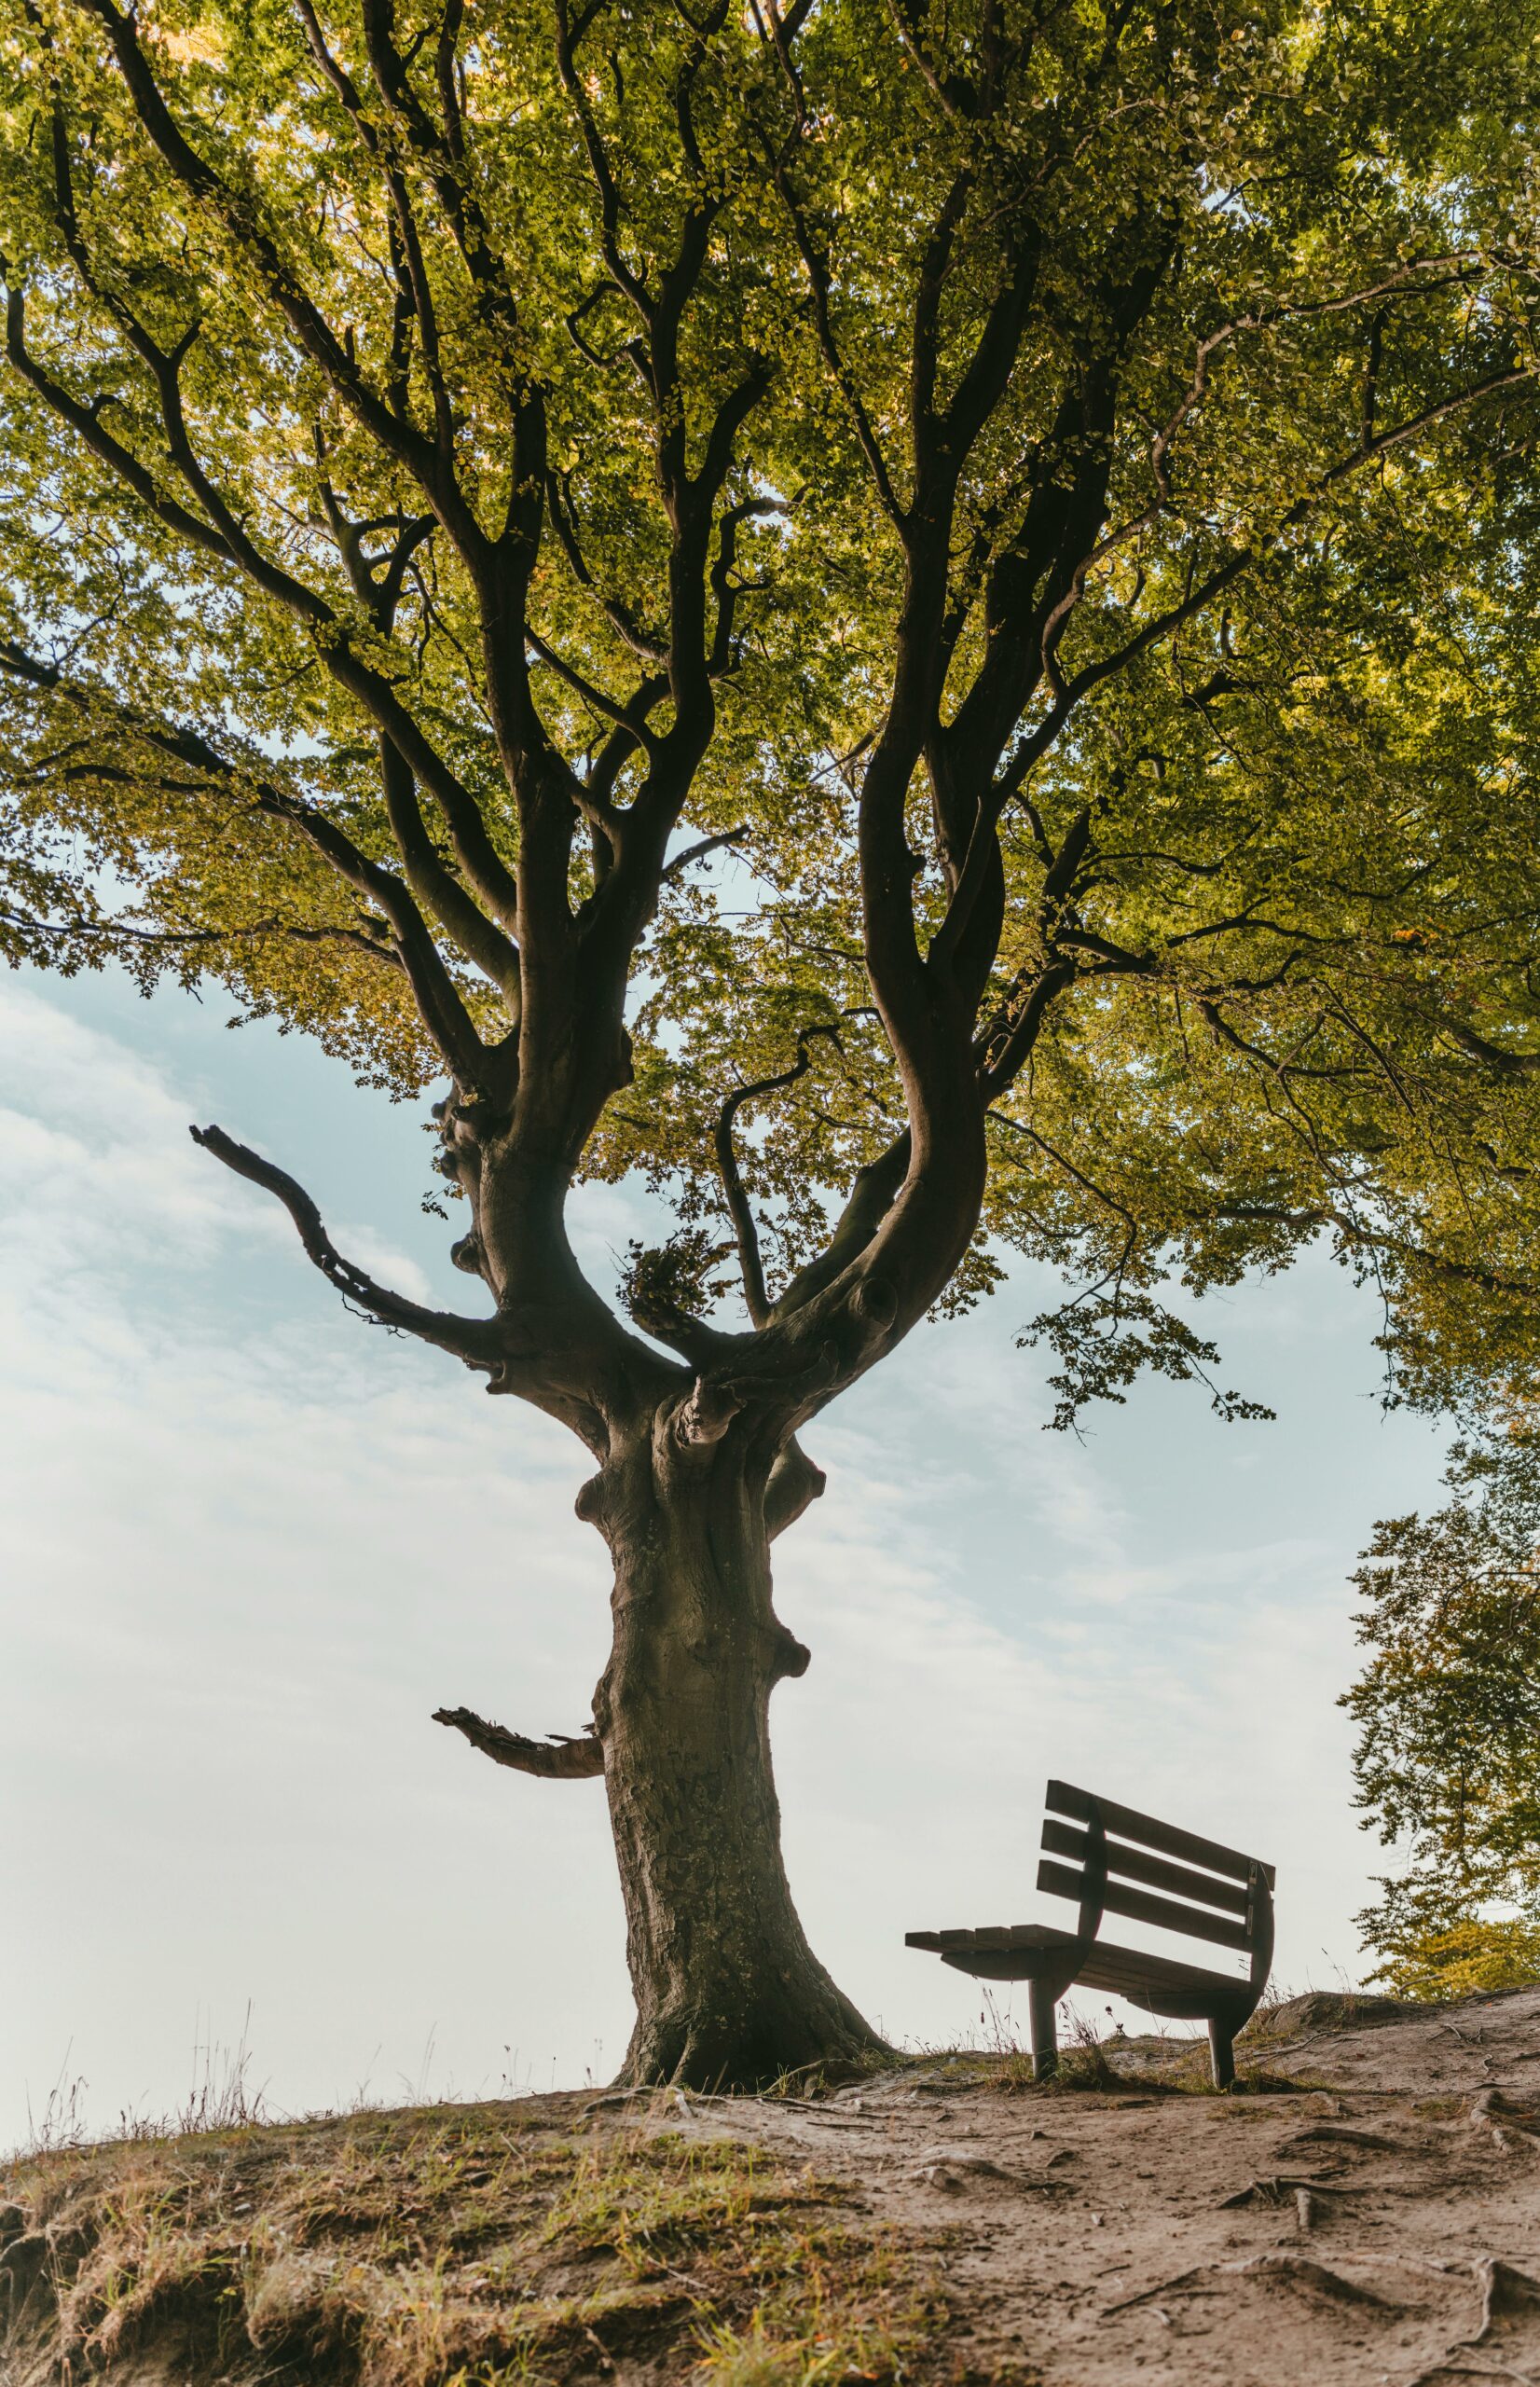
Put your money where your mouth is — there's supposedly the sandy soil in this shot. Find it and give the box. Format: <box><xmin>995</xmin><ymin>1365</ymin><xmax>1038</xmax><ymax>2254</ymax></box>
<box><xmin>648</xmin><ymin>1988</ymin><xmax>1540</xmax><ymax>2386</ymax></box>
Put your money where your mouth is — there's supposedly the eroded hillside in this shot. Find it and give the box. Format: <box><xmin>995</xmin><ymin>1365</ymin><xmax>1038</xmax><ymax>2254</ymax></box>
<box><xmin>6</xmin><ymin>1988</ymin><xmax>1540</xmax><ymax>2386</ymax></box>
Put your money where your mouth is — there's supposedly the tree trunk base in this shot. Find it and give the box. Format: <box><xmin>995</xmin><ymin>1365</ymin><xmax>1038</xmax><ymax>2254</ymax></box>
<box><xmin>616</xmin><ymin>1970</ymin><xmax>887</xmax><ymax>2092</ymax></box>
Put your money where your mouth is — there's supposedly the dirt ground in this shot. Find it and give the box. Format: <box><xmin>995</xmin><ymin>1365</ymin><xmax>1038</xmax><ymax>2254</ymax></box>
<box><xmin>6</xmin><ymin>1986</ymin><xmax>1540</xmax><ymax>2386</ymax></box>
<box><xmin>678</xmin><ymin>1986</ymin><xmax>1540</xmax><ymax>2386</ymax></box>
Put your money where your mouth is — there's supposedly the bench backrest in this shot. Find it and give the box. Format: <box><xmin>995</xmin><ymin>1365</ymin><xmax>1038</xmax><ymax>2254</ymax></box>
<box><xmin>1037</xmin><ymin>1779</ymin><xmax>1274</xmax><ymax>1966</ymax></box>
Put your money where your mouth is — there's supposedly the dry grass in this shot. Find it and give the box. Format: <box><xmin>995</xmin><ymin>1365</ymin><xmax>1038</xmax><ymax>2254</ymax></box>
<box><xmin>0</xmin><ymin>2103</ymin><xmax>947</xmax><ymax>2387</ymax></box>
<box><xmin>17</xmin><ymin>2013</ymin><xmax>270</xmax><ymax>2158</ymax></box>
<box><xmin>944</xmin><ymin>2001</ymin><xmax>1335</xmax><ymax>2100</ymax></box>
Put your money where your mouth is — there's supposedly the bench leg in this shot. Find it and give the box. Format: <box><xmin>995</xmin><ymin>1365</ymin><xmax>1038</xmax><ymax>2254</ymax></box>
<box><xmin>1028</xmin><ymin>1980</ymin><xmax>1059</xmax><ymax>2082</ymax></box>
<box><xmin>1208</xmin><ymin>2019</ymin><xmax>1235</xmax><ymax>2091</ymax></box>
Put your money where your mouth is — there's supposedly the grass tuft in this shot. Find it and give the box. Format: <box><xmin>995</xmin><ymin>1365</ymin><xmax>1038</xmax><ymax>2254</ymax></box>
<box><xmin>2</xmin><ymin>2104</ymin><xmax>947</xmax><ymax>2387</ymax></box>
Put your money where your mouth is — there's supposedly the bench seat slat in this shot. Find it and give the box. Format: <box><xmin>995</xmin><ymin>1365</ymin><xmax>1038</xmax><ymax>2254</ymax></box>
<box><xmin>905</xmin><ymin>1923</ymin><xmax>1247</xmax><ymax>2005</ymax></box>
<box><xmin>1039</xmin><ymin>1818</ymin><xmax>1251</xmax><ymax>1918</ymax></box>
<box><xmin>1037</xmin><ymin>1858</ymin><xmax>1253</xmax><ymax>1952</ymax></box>
<box><xmin>1072</xmin><ymin>1937</ymin><xmax>1245</xmax><ymax>2001</ymax></box>
<box><xmin>1047</xmin><ymin>1778</ymin><xmax>1275</xmax><ymax>1889</ymax></box>
<box><xmin>904</xmin><ymin>1923</ymin><xmax>1079</xmax><ymax>1957</ymax></box>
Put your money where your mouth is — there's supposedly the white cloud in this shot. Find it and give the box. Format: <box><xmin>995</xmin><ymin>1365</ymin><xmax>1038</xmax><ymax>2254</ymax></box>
<box><xmin>0</xmin><ymin>985</ymin><xmax>267</xmax><ymax>1253</ymax></box>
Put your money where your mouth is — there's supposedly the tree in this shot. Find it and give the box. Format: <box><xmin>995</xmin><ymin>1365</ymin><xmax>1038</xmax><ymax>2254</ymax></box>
<box><xmin>1344</xmin><ymin>1423</ymin><xmax>1540</xmax><ymax>1998</ymax></box>
<box><xmin>5</xmin><ymin>0</ymin><xmax>1540</xmax><ymax>2085</ymax></box>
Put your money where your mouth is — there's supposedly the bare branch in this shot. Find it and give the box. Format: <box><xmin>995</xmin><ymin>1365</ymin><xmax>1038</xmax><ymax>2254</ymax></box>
<box><xmin>662</xmin><ymin>823</ymin><xmax>746</xmax><ymax>881</ymax></box>
<box><xmin>0</xmin><ymin>904</ymin><xmax>400</xmax><ymax>967</ymax></box>
<box><xmin>190</xmin><ymin>1124</ymin><xmax>509</xmax><ymax>1372</ymax></box>
<box><xmin>433</xmin><ymin>1705</ymin><xmax>605</xmax><ymax>1778</ymax></box>
<box><xmin>526</xmin><ymin>626</ymin><xmax>660</xmax><ymax>755</ymax></box>
<box><xmin>1438</xmin><ymin>1019</ymin><xmax>1540</xmax><ymax>1077</ymax></box>
<box><xmin>715</xmin><ymin>1025</ymin><xmax>841</xmax><ymax>1323</ymax></box>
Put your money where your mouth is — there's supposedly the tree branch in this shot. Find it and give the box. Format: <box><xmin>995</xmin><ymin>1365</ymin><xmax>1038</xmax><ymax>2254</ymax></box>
<box><xmin>0</xmin><ymin>904</ymin><xmax>401</xmax><ymax>966</ymax></box>
<box><xmin>432</xmin><ymin>1705</ymin><xmax>604</xmax><ymax>1777</ymax></box>
<box><xmin>526</xmin><ymin>625</ymin><xmax>660</xmax><ymax>754</ymax></box>
<box><xmin>315</xmin><ymin>481</ymin><xmax>524</xmax><ymax>998</ymax></box>
<box><xmin>374</xmin><ymin>740</ymin><xmax>522</xmax><ymax>1006</ymax></box>
<box><xmin>68</xmin><ymin>0</ymin><xmax>493</xmax><ymax>567</ymax></box>
<box><xmin>3</xmin><ymin>641</ymin><xmax>494</xmax><ymax>1078</ymax></box>
<box><xmin>553</xmin><ymin>0</ymin><xmax>654</xmax><ymax>319</ymax></box>
<box><xmin>544</xmin><ymin>468</ymin><xmax>668</xmax><ymax>662</ymax></box>
<box><xmin>977</xmin><ymin>959</ymin><xmax>1078</xmax><ymax>1099</ymax></box>
<box><xmin>663</xmin><ymin>823</ymin><xmax>745</xmax><ymax>881</ymax></box>
<box><xmin>947</xmin><ymin>340</ymin><xmax>1537</xmax><ymax>997</ymax></box>
<box><xmin>774</xmin><ymin>154</ymin><xmax>903</xmax><ymax>524</ymax></box>
<box><xmin>773</xmin><ymin>1130</ymin><xmax>911</xmax><ymax>1317</ymax></box>
<box><xmin>4</xmin><ymin>264</ymin><xmax>521</xmax><ymax>943</ymax></box>
<box><xmin>714</xmin><ymin>1027</ymin><xmax>839</xmax><ymax>1324</ymax></box>
<box><xmin>708</xmin><ymin>495</ymin><xmax>782</xmax><ymax>677</ymax></box>
<box><xmin>1437</xmin><ymin>1019</ymin><xmax>1540</xmax><ymax>1077</ymax></box>
<box><xmin>356</xmin><ymin>0</ymin><xmax>525</xmax><ymax>378</ymax></box>
<box><xmin>190</xmin><ymin>1124</ymin><xmax>509</xmax><ymax>1372</ymax></box>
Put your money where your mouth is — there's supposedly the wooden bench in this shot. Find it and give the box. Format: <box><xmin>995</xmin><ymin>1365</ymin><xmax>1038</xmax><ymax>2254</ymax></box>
<box><xmin>905</xmin><ymin>1779</ymin><xmax>1275</xmax><ymax>2089</ymax></box>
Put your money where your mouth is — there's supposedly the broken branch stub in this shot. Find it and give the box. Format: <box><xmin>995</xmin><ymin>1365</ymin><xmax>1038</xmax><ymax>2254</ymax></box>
<box><xmin>433</xmin><ymin>1706</ymin><xmax>605</xmax><ymax>1779</ymax></box>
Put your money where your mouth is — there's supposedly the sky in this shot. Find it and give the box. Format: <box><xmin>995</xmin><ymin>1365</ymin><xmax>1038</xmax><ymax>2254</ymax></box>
<box><xmin>0</xmin><ymin>958</ymin><xmax>1451</xmax><ymax>2151</ymax></box>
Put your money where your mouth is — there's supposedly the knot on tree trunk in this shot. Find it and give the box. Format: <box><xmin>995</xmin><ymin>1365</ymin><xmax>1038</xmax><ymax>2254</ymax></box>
<box><xmin>669</xmin><ymin>1338</ymin><xmax>845</xmax><ymax>1458</ymax></box>
<box><xmin>766</xmin><ymin>1438</ymin><xmax>826</xmax><ymax>1538</ymax></box>
<box><xmin>772</xmin><ymin>1624</ymin><xmax>811</xmax><ymax>1680</ymax></box>
<box><xmin>852</xmin><ymin>1275</ymin><xmax>897</xmax><ymax>1329</ymax></box>
<box><xmin>671</xmin><ymin>1375</ymin><xmax>744</xmax><ymax>1447</ymax></box>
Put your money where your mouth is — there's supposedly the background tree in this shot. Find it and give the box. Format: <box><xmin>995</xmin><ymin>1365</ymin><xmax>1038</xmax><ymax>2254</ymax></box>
<box><xmin>1344</xmin><ymin>1422</ymin><xmax>1540</xmax><ymax>2000</ymax></box>
<box><xmin>5</xmin><ymin>0</ymin><xmax>1540</xmax><ymax>2084</ymax></box>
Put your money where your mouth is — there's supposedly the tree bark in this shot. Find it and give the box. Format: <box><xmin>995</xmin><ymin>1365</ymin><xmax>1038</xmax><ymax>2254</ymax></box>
<box><xmin>584</xmin><ymin>1416</ymin><xmax>884</xmax><ymax>2089</ymax></box>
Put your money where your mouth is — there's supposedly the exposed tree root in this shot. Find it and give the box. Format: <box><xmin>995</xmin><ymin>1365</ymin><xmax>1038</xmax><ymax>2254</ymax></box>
<box><xmin>1231</xmin><ymin>2254</ymin><xmax>1400</xmax><ymax>2306</ymax></box>
<box><xmin>1275</xmin><ymin>2123</ymin><xmax>1408</xmax><ymax>2156</ymax></box>
<box><xmin>1459</xmin><ymin>2258</ymin><xmax>1540</xmax><ymax>2347</ymax></box>
<box><xmin>1105</xmin><ymin>2253</ymin><xmax>1399</xmax><ymax>2319</ymax></box>
<box><xmin>1217</xmin><ymin>2173</ymin><xmax>1351</xmax><ymax>2210</ymax></box>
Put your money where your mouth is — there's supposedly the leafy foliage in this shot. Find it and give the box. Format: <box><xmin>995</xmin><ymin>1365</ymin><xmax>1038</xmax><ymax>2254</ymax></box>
<box><xmin>1343</xmin><ymin>1425</ymin><xmax>1540</xmax><ymax>1987</ymax></box>
<box><xmin>1021</xmin><ymin>1288</ymin><xmax>1277</xmax><ymax>1435</ymax></box>
<box><xmin>619</xmin><ymin>1229</ymin><xmax>736</xmax><ymax>1339</ymax></box>
<box><xmin>3</xmin><ymin>0</ymin><xmax>1540</xmax><ymax>1435</ymax></box>
<box><xmin>1370</xmin><ymin>1917</ymin><xmax>1540</xmax><ymax>2003</ymax></box>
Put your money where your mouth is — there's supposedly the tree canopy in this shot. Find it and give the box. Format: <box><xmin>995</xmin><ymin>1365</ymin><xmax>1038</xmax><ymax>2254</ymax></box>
<box><xmin>5</xmin><ymin>0</ymin><xmax>1540</xmax><ymax>1416</ymax></box>
<box><xmin>7</xmin><ymin>0</ymin><xmax>1540</xmax><ymax>2079</ymax></box>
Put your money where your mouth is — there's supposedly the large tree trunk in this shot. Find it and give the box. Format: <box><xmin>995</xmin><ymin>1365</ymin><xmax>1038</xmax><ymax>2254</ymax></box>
<box><xmin>586</xmin><ymin>1421</ymin><xmax>884</xmax><ymax>2089</ymax></box>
